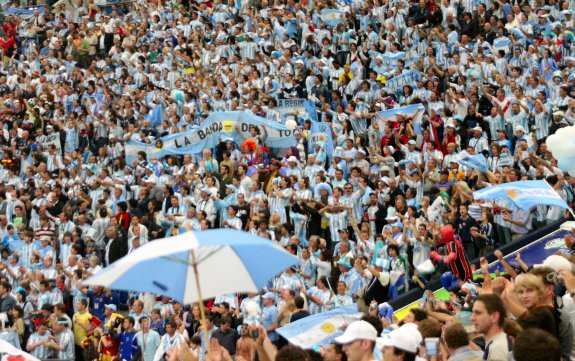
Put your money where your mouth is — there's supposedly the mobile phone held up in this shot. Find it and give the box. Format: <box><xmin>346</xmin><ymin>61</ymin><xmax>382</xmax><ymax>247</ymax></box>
<box><xmin>425</xmin><ymin>337</ymin><xmax>440</xmax><ymax>357</ymax></box>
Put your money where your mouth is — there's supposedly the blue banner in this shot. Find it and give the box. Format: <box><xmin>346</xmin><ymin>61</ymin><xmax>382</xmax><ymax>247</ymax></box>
<box><xmin>376</xmin><ymin>103</ymin><xmax>425</xmax><ymax>130</ymax></box>
<box><xmin>320</xmin><ymin>9</ymin><xmax>344</xmax><ymax>27</ymax></box>
<box><xmin>276</xmin><ymin>304</ymin><xmax>361</xmax><ymax>349</ymax></box>
<box><xmin>473</xmin><ymin>180</ymin><xmax>569</xmax><ymax>210</ymax></box>
<box><xmin>381</xmin><ymin>51</ymin><xmax>406</xmax><ymax>63</ymax></box>
<box><xmin>369</xmin><ymin>50</ymin><xmax>404</xmax><ymax>69</ymax></box>
<box><xmin>459</xmin><ymin>154</ymin><xmax>489</xmax><ymax>173</ymax></box>
<box><xmin>3</xmin><ymin>7</ymin><xmax>44</xmax><ymax>19</ymax></box>
<box><xmin>487</xmin><ymin>228</ymin><xmax>570</xmax><ymax>273</ymax></box>
<box><xmin>385</xmin><ymin>70</ymin><xmax>422</xmax><ymax>95</ymax></box>
<box><xmin>308</xmin><ymin>121</ymin><xmax>334</xmax><ymax>158</ymax></box>
<box><xmin>278</xmin><ymin>98</ymin><xmax>307</xmax><ymax>122</ymax></box>
<box><xmin>493</xmin><ymin>36</ymin><xmax>512</xmax><ymax>53</ymax></box>
<box><xmin>125</xmin><ymin>112</ymin><xmax>297</xmax><ymax>163</ymax></box>
<box><xmin>304</xmin><ymin>100</ymin><xmax>319</xmax><ymax>122</ymax></box>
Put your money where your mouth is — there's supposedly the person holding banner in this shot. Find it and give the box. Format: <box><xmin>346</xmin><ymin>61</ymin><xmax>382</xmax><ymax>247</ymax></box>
<box><xmin>5</xmin><ymin>0</ymin><xmax>575</xmax><ymax>358</ymax></box>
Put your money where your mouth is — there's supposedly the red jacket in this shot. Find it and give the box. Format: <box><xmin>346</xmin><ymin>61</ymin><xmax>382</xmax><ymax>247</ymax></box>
<box><xmin>115</xmin><ymin>212</ymin><xmax>130</xmax><ymax>232</ymax></box>
<box><xmin>0</xmin><ymin>36</ymin><xmax>16</xmax><ymax>53</ymax></box>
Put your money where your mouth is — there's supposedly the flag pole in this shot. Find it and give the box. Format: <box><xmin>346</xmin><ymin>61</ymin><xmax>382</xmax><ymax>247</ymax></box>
<box><xmin>544</xmin><ymin>179</ymin><xmax>575</xmax><ymax>220</ymax></box>
<box><xmin>325</xmin><ymin>277</ymin><xmax>341</xmax><ymax>307</ymax></box>
<box><xmin>191</xmin><ymin>250</ymin><xmax>211</xmax><ymax>357</ymax></box>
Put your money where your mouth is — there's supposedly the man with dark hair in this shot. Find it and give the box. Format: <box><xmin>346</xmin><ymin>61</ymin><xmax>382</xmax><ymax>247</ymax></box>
<box><xmin>471</xmin><ymin>294</ymin><xmax>510</xmax><ymax>361</ymax></box>
<box><xmin>275</xmin><ymin>344</ymin><xmax>309</xmax><ymax>361</ymax></box>
<box><xmin>290</xmin><ymin>295</ymin><xmax>310</xmax><ymax>322</ymax></box>
<box><xmin>117</xmin><ymin>316</ymin><xmax>138</xmax><ymax>361</ymax></box>
<box><xmin>402</xmin><ymin>308</ymin><xmax>428</xmax><ymax>325</ymax></box>
<box><xmin>46</xmin><ymin>317</ymin><xmax>75</xmax><ymax>360</ymax></box>
<box><xmin>153</xmin><ymin>320</ymin><xmax>185</xmax><ymax>361</ymax></box>
<box><xmin>52</xmin><ymin>303</ymin><xmax>72</xmax><ymax>328</ymax></box>
<box><xmin>212</xmin><ymin>316</ymin><xmax>238</xmax><ymax>356</ymax></box>
<box><xmin>529</xmin><ymin>266</ymin><xmax>573</xmax><ymax>360</ymax></box>
<box><xmin>360</xmin><ymin>314</ymin><xmax>384</xmax><ymax>336</ymax></box>
<box><xmin>324</xmin><ymin>343</ymin><xmax>347</xmax><ymax>361</ymax></box>
<box><xmin>443</xmin><ymin>323</ymin><xmax>483</xmax><ymax>360</ymax></box>
<box><xmin>236</xmin><ymin>324</ymin><xmax>256</xmax><ymax>361</ymax></box>
<box><xmin>135</xmin><ymin>317</ymin><xmax>161</xmax><ymax>361</ymax></box>
<box><xmin>103</xmin><ymin>225</ymin><xmax>128</xmax><ymax>266</ymax></box>
<box><xmin>27</xmin><ymin>320</ymin><xmax>52</xmax><ymax>359</ymax></box>
<box><xmin>0</xmin><ymin>281</ymin><xmax>16</xmax><ymax>314</ymax></box>
<box><xmin>199</xmin><ymin>314</ymin><xmax>218</xmax><ymax>352</ymax></box>
<box><xmin>513</xmin><ymin>328</ymin><xmax>561</xmax><ymax>361</ymax></box>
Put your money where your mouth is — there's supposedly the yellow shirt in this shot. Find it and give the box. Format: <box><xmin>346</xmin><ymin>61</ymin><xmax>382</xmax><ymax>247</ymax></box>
<box><xmin>73</xmin><ymin>311</ymin><xmax>93</xmax><ymax>345</ymax></box>
<box><xmin>105</xmin><ymin>313</ymin><xmax>124</xmax><ymax>332</ymax></box>
<box><xmin>338</xmin><ymin>72</ymin><xmax>353</xmax><ymax>83</ymax></box>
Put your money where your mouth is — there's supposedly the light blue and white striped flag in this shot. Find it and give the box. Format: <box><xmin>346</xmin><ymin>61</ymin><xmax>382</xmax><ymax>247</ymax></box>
<box><xmin>473</xmin><ymin>180</ymin><xmax>569</xmax><ymax>210</ymax></box>
<box><xmin>459</xmin><ymin>154</ymin><xmax>489</xmax><ymax>173</ymax></box>
<box><xmin>493</xmin><ymin>36</ymin><xmax>512</xmax><ymax>53</ymax></box>
<box><xmin>384</xmin><ymin>70</ymin><xmax>423</xmax><ymax>95</ymax></box>
<box><xmin>276</xmin><ymin>304</ymin><xmax>362</xmax><ymax>349</ymax></box>
<box><xmin>320</xmin><ymin>9</ymin><xmax>344</xmax><ymax>27</ymax></box>
<box><xmin>376</xmin><ymin>103</ymin><xmax>425</xmax><ymax>129</ymax></box>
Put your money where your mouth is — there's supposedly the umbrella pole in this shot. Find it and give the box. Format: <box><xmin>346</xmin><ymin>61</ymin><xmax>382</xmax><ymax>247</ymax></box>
<box><xmin>191</xmin><ymin>250</ymin><xmax>211</xmax><ymax>357</ymax></box>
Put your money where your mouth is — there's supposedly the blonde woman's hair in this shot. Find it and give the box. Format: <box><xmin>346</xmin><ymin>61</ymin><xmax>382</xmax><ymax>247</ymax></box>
<box><xmin>514</xmin><ymin>273</ymin><xmax>545</xmax><ymax>298</ymax></box>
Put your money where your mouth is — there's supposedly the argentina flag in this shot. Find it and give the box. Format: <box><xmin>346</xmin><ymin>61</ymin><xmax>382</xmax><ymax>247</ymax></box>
<box><xmin>473</xmin><ymin>180</ymin><xmax>569</xmax><ymax>210</ymax></box>
<box><xmin>459</xmin><ymin>154</ymin><xmax>489</xmax><ymax>173</ymax></box>
<box><xmin>320</xmin><ymin>9</ymin><xmax>344</xmax><ymax>27</ymax></box>
<box><xmin>493</xmin><ymin>36</ymin><xmax>512</xmax><ymax>54</ymax></box>
<box><xmin>308</xmin><ymin>121</ymin><xmax>334</xmax><ymax>158</ymax></box>
<box><xmin>276</xmin><ymin>304</ymin><xmax>362</xmax><ymax>349</ymax></box>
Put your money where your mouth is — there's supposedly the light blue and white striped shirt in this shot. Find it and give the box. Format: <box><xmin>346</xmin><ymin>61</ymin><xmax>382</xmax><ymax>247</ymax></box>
<box><xmin>27</xmin><ymin>332</ymin><xmax>52</xmax><ymax>359</ymax></box>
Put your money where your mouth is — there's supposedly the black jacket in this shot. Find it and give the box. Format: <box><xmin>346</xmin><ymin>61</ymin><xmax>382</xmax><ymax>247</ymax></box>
<box><xmin>104</xmin><ymin>236</ymin><xmax>128</xmax><ymax>266</ymax></box>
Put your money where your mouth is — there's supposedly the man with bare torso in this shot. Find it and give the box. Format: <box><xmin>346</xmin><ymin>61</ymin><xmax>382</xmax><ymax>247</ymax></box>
<box><xmin>236</xmin><ymin>325</ymin><xmax>256</xmax><ymax>361</ymax></box>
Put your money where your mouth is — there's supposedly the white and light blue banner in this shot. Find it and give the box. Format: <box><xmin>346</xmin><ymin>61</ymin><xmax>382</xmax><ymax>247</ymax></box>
<box><xmin>44</xmin><ymin>132</ymin><xmax>62</xmax><ymax>153</ymax></box>
<box><xmin>369</xmin><ymin>50</ymin><xmax>403</xmax><ymax>69</ymax></box>
<box><xmin>380</xmin><ymin>51</ymin><xmax>405</xmax><ymax>69</ymax></box>
<box><xmin>385</xmin><ymin>70</ymin><xmax>422</xmax><ymax>95</ymax></box>
<box><xmin>276</xmin><ymin>304</ymin><xmax>362</xmax><ymax>349</ymax></box>
<box><xmin>368</xmin><ymin>51</ymin><xmax>421</xmax><ymax>71</ymax></box>
<box><xmin>473</xmin><ymin>180</ymin><xmax>569</xmax><ymax>210</ymax></box>
<box><xmin>376</xmin><ymin>103</ymin><xmax>425</xmax><ymax>130</ymax></box>
<box><xmin>278</xmin><ymin>98</ymin><xmax>307</xmax><ymax>118</ymax></box>
<box><xmin>320</xmin><ymin>9</ymin><xmax>344</xmax><ymax>27</ymax></box>
<box><xmin>459</xmin><ymin>154</ymin><xmax>489</xmax><ymax>173</ymax></box>
<box><xmin>493</xmin><ymin>36</ymin><xmax>512</xmax><ymax>54</ymax></box>
<box><xmin>3</xmin><ymin>6</ymin><xmax>45</xmax><ymax>20</ymax></box>
<box><xmin>125</xmin><ymin>111</ymin><xmax>297</xmax><ymax>164</ymax></box>
<box><xmin>308</xmin><ymin>121</ymin><xmax>334</xmax><ymax>158</ymax></box>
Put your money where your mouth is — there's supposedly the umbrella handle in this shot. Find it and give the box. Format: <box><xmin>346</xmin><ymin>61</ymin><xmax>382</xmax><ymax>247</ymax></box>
<box><xmin>191</xmin><ymin>250</ymin><xmax>212</xmax><ymax>357</ymax></box>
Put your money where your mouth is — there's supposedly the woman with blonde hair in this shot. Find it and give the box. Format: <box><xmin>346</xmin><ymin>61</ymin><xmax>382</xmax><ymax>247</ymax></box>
<box><xmin>502</xmin><ymin>273</ymin><xmax>557</xmax><ymax>337</ymax></box>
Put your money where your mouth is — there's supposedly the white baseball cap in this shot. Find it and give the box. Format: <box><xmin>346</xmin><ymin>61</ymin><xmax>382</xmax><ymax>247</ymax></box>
<box><xmin>334</xmin><ymin>321</ymin><xmax>378</xmax><ymax>344</ymax></box>
<box><xmin>535</xmin><ymin>255</ymin><xmax>574</xmax><ymax>272</ymax></box>
<box><xmin>515</xmin><ymin>125</ymin><xmax>526</xmax><ymax>133</ymax></box>
<box><xmin>378</xmin><ymin>324</ymin><xmax>422</xmax><ymax>353</ymax></box>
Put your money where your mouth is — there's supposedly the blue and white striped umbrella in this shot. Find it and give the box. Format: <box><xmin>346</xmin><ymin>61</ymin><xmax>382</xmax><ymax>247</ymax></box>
<box><xmin>83</xmin><ymin>229</ymin><xmax>300</xmax><ymax>304</ymax></box>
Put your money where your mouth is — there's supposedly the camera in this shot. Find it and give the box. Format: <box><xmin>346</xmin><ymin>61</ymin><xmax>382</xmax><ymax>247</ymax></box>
<box><xmin>250</xmin><ymin>329</ymin><xmax>259</xmax><ymax>339</ymax></box>
<box><xmin>425</xmin><ymin>337</ymin><xmax>440</xmax><ymax>357</ymax></box>
<box><xmin>111</xmin><ymin>317</ymin><xmax>123</xmax><ymax>329</ymax></box>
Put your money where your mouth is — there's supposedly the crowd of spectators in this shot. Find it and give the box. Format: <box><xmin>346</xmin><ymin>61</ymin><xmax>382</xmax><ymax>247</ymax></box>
<box><xmin>0</xmin><ymin>0</ymin><xmax>574</xmax><ymax>359</ymax></box>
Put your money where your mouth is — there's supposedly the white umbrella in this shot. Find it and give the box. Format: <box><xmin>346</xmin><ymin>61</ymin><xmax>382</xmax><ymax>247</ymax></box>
<box><xmin>0</xmin><ymin>339</ymin><xmax>40</xmax><ymax>361</ymax></box>
<box><xmin>84</xmin><ymin>229</ymin><xmax>300</xmax><ymax>354</ymax></box>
